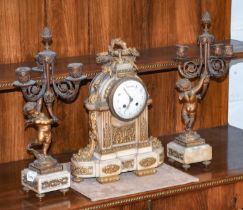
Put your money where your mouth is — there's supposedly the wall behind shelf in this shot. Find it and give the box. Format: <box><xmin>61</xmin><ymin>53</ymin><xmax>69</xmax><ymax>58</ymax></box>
<box><xmin>0</xmin><ymin>0</ymin><xmax>230</xmax><ymax>64</ymax></box>
<box><xmin>228</xmin><ymin>0</ymin><xmax>243</xmax><ymax>130</ymax></box>
<box><xmin>0</xmin><ymin>0</ymin><xmax>231</xmax><ymax>163</ymax></box>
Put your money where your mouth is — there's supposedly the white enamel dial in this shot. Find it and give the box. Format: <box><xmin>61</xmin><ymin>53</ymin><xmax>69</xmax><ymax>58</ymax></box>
<box><xmin>110</xmin><ymin>79</ymin><xmax>147</xmax><ymax>121</ymax></box>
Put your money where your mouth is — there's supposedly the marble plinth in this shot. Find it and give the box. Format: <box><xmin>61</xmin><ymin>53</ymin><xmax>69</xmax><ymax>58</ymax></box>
<box><xmin>167</xmin><ymin>141</ymin><xmax>212</xmax><ymax>169</ymax></box>
<box><xmin>21</xmin><ymin>168</ymin><xmax>70</xmax><ymax>198</ymax></box>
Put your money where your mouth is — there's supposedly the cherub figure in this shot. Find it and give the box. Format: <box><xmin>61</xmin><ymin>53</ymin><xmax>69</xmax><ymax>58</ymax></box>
<box><xmin>176</xmin><ymin>71</ymin><xmax>209</xmax><ymax>133</ymax></box>
<box><xmin>23</xmin><ymin>102</ymin><xmax>56</xmax><ymax>158</ymax></box>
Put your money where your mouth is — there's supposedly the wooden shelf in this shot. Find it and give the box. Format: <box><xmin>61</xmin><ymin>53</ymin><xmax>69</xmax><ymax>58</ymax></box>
<box><xmin>0</xmin><ymin>39</ymin><xmax>243</xmax><ymax>91</ymax></box>
<box><xmin>0</xmin><ymin>125</ymin><xmax>243</xmax><ymax>210</ymax></box>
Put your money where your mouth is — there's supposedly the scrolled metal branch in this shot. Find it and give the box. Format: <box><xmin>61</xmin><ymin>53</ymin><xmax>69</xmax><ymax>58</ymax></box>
<box><xmin>178</xmin><ymin>61</ymin><xmax>202</xmax><ymax>79</ymax></box>
<box><xmin>22</xmin><ymin>82</ymin><xmax>47</xmax><ymax>102</ymax></box>
<box><xmin>208</xmin><ymin>57</ymin><xmax>229</xmax><ymax>78</ymax></box>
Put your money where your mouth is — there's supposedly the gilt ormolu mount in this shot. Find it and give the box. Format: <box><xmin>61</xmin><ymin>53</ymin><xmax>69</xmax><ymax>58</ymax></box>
<box><xmin>71</xmin><ymin>38</ymin><xmax>164</xmax><ymax>184</ymax></box>
<box><xmin>13</xmin><ymin>27</ymin><xmax>87</xmax><ymax>198</ymax></box>
<box><xmin>167</xmin><ymin>12</ymin><xmax>234</xmax><ymax>170</ymax></box>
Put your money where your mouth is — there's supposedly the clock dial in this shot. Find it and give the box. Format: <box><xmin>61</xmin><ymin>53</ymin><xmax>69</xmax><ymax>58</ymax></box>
<box><xmin>110</xmin><ymin>79</ymin><xmax>147</xmax><ymax>121</ymax></box>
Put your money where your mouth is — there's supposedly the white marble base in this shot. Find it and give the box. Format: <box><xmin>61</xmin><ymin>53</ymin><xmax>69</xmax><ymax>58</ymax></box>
<box><xmin>71</xmin><ymin>145</ymin><xmax>164</xmax><ymax>183</ymax></box>
<box><xmin>94</xmin><ymin>152</ymin><xmax>116</xmax><ymax>160</ymax></box>
<box><xmin>21</xmin><ymin>168</ymin><xmax>70</xmax><ymax>197</ymax></box>
<box><xmin>137</xmin><ymin>146</ymin><xmax>152</xmax><ymax>153</ymax></box>
<box><xmin>167</xmin><ymin>141</ymin><xmax>212</xmax><ymax>166</ymax></box>
<box><xmin>116</xmin><ymin>148</ymin><xmax>137</xmax><ymax>157</ymax></box>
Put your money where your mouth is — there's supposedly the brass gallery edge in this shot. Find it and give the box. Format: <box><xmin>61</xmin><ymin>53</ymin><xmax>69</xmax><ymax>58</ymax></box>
<box><xmin>0</xmin><ymin>59</ymin><xmax>200</xmax><ymax>90</ymax></box>
<box><xmin>82</xmin><ymin>174</ymin><xmax>243</xmax><ymax>210</ymax></box>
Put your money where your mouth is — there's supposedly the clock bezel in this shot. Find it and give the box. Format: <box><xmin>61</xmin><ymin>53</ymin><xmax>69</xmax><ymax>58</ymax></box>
<box><xmin>108</xmin><ymin>77</ymin><xmax>148</xmax><ymax>122</ymax></box>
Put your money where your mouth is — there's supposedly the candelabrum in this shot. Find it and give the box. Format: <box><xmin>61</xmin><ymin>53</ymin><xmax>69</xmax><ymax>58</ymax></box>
<box><xmin>13</xmin><ymin>26</ymin><xmax>87</xmax><ymax>198</ymax></box>
<box><xmin>167</xmin><ymin>11</ymin><xmax>234</xmax><ymax>170</ymax></box>
<box><xmin>13</xmin><ymin>26</ymin><xmax>87</xmax><ymax>122</ymax></box>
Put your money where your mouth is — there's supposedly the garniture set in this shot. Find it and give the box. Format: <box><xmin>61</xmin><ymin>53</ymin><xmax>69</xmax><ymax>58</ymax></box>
<box><xmin>13</xmin><ymin>12</ymin><xmax>233</xmax><ymax>198</ymax></box>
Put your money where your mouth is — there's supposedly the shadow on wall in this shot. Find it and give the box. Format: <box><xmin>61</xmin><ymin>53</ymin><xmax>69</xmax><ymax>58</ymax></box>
<box><xmin>228</xmin><ymin>0</ymin><xmax>243</xmax><ymax>129</ymax></box>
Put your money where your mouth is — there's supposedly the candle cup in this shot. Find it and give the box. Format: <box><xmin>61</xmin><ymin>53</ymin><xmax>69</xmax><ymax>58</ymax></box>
<box><xmin>67</xmin><ymin>63</ymin><xmax>83</xmax><ymax>78</ymax></box>
<box><xmin>224</xmin><ymin>44</ymin><xmax>233</xmax><ymax>57</ymax></box>
<box><xmin>15</xmin><ymin>67</ymin><xmax>31</xmax><ymax>84</ymax></box>
<box><xmin>176</xmin><ymin>45</ymin><xmax>189</xmax><ymax>59</ymax></box>
<box><xmin>212</xmin><ymin>43</ymin><xmax>224</xmax><ymax>56</ymax></box>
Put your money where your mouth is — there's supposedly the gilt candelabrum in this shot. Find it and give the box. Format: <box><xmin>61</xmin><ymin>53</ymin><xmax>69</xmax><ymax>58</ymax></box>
<box><xmin>12</xmin><ymin>26</ymin><xmax>87</xmax><ymax>198</ymax></box>
<box><xmin>175</xmin><ymin>11</ymin><xmax>233</xmax><ymax>140</ymax></box>
<box><xmin>13</xmin><ymin>27</ymin><xmax>87</xmax><ymax>121</ymax></box>
<box><xmin>167</xmin><ymin>12</ymin><xmax>233</xmax><ymax>170</ymax></box>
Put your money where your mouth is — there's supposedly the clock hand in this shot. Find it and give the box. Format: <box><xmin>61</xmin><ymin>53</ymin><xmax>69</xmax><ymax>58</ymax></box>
<box><xmin>125</xmin><ymin>100</ymin><xmax>132</xmax><ymax>112</ymax></box>
<box><xmin>123</xmin><ymin>88</ymin><xmax>133</xmax><ymax>113</ymax></box>
<box><xmin>123</xmin><ymin>88</ymin><xmax>133</xmax><ymax>102</ymax></box>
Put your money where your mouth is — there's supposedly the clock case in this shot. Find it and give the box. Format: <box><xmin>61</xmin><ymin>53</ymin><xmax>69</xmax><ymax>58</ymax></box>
<box><xmin>71</xmin><ymin>39</ymin><xmax>164</xmax><ymax>183</ymax></box>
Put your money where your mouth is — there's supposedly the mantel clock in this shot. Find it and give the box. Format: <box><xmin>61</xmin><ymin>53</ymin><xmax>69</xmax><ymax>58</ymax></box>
<box><xmin>71</xmin><ymin>39</ymin><xmax>164</xmax><ymax>183</ymax></box>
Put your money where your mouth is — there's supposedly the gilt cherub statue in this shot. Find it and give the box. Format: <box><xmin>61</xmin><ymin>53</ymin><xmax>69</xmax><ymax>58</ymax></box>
<box><xmin>23</xmin><ymin>101</ymin><xmax>61</xmax><ymax>173</ymax></box>
<box><xmin>175</xmin><ymin>71</ymin><xmax>210</xmax><ymax>146</ymax></box>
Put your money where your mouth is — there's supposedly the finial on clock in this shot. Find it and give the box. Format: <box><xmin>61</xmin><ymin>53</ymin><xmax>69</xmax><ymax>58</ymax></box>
<box><xmin>96</xmin><ymin>38</ymin><xmax>139</xmax><ymax>65</ymax></box>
